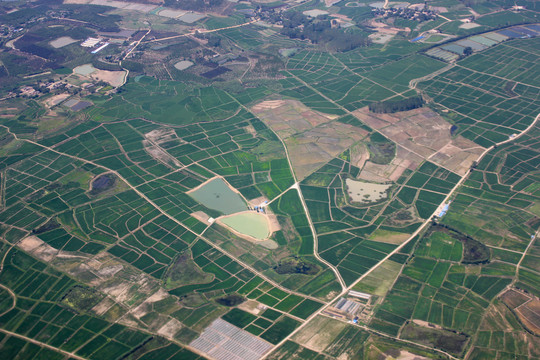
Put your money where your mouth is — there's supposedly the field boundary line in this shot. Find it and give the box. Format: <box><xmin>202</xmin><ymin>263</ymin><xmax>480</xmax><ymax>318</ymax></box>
<box><xmin>0</xmin><ymin>328</ymin><xmax>87</xmax><ymax>359</ymax></box>
<box><xmin>0</xmin><ymin>126</ymin><xmax>322</xmax><ymax>304</ymax></box>
<box><xmin>225</xmin><ymin>94</ymin><xmax>347</xmax><ymax>291</ymax></box>
<box><xmin>262</xmin><ymin>112</ymin><xmax>540</xmax><ymax>359</ymax></box>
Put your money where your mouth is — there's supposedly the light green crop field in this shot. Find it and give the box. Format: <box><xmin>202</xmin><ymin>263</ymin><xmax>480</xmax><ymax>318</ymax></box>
<box><xmin>0</xmin><ymin>0</ymin><xmax>539</xmax><ymax>359</ymax></box>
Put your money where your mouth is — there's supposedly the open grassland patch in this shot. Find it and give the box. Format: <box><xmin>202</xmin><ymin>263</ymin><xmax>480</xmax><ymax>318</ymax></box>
<box><xmin>164</xmin><ymin>251</ymin><xmax>214</xmax><ymax>289</ymax></box>
<box><xmin>369</xmin><ymin>229</ymin><xmax>410</xmax><ymax>245</ymax></box>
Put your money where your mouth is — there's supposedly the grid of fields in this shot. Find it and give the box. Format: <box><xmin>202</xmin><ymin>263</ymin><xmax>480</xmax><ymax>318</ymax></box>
<box><xmin>419</xmin><ymin>38</ymin><xmax>540</xmax><ymax>147</ymax></box>
<box><xmin>1</xmin><ymin>6</ymin><xmax>539</xmax><ymax>360</ymax></box>
<box><xmin>296</xmin><ymin>150</ymin><xmax>460</xmax><ymax>285</ymax></box>
<box><xmin>0</xmin><ymin>244</ymin><xmax>201</xmax><ymax>360</ymax></box>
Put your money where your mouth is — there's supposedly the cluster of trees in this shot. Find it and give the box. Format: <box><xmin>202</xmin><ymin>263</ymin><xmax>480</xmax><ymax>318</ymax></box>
<box><xmin>429</xmin><ymin>224</ymin><xmax>490</xmax><ymax>264</ymax></box>
<box><xmin>164</xmin><ymin>0</ymin><xmax>224</xmax><ymax>11</ymax></box>
<box><xmin>263</xmin><ymin>11</ymin><xmax>370</xmax><ymax>52</ymax></box>
<box><xmin>273</xmin><ymin>257</ymin><xmax>320</xmax><ymax>275</ymax></box>
<box><xmin>369</xmin><ymin>96</ymin><xmax>424</xmax><ymax>113</ymax></box>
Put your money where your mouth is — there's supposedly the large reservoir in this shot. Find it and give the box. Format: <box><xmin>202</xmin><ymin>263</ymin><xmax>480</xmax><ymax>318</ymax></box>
<box><xmin>188</xmin><ymin>178</ymin><xmax>247</xmax><ymax>215</ymax></box>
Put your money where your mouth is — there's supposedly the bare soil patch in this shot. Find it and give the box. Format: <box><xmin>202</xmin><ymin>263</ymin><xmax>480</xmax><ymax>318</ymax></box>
<box><xmin>157</xmin><ymin>318</ymin><xmax>183</xmax><ymax>338</ymax></box>
<box><xmin>354</xmin><ymin>107</ymin><xmax>484</xmax><ymax>175</ymax></box>
<box><xmin>358</xmin><ymin>145</ymin><xmax>422</xmax><ymax>182</ymax></box>
<box><xmin>92</xmin><ymin>69</ymin><xmax>127</xmax><ymax>87</ymax></box>
<box><xmin>238</xmin><ymin>300</ymin><xmax>263</xmax><ymax>315</ymax></box>
<box><xmin>44</xmin><ymin>93</ymin><xmax>71</xmax><ymax>108</ymax></box>
<box><xmin>515</xmin><ymin>304</ymin><xmax>540</xmax><ymax>335</ymax></box>
<box><xmin>191</xmin><ymin>211</ymin><xmax>213</xmax><ymax>224</ymax></box>
<box><xmin>252</xmin><ymin>99</ymin><xmax>367</xmax><ymax>180</ymax></box>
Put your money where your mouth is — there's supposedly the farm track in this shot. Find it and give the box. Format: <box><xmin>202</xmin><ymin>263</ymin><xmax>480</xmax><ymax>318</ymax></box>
<box><xmin>226</xmin><ymin>96</ymin><xmax>348</xmax><ymax>291</ymax></box>
<box><xmin>142</xmin><ymin>19</ymin><xmax>258</xmax><ymax>44</ymax></box>
<box><xmin>260</xmin><ymin>64</ymin><xmax>540</xmax><ymax>358</ymax></box>
<box><xmin>320</xmin><ymin>313</ymin><xmax>460</xmax><ymax>360</ymax></box>
<box><xmin>0</xmin><ymin>328</ymin><xmax>87</xmax><ymax>360</ymax></box>
<box><xmin>0</xmin><ymin>127</ymin><xmax>323</xmax><ymax>305</ymax></box>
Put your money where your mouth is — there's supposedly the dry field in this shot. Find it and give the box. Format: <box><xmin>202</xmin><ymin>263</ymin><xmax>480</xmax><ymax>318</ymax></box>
<box><xmin>358</xmin><ymin>144</ymin><xmax>423</xmax><ymax>183</ymax></box>
<box><xmin>292</xmin><ymin>316</ymin><xmax>347</xmax><ymax>352</ymax></box>
<box><xmin>354</xmin><ymin>107</ymin><xmax>485</xmax><ymax>175</ymax></box>
<box><xmin>43</xmin><ymin>93</ymin><xmax>71</xmax><ymax>108</ymax></box>
<box><xmin>501</xmin><ymin>288</ymin><xmax>540</xmax><ymax>335</ymax></box>
<box><xmin>252</xmin><ymin>100</ymin><xmax>367</xmax><ymax>180</ymax></box>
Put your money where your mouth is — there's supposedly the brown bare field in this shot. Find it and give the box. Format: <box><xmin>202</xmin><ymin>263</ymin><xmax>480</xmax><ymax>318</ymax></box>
<box><xmin>238</xmin><ymin>300</ymin><xmax>264</xmax><ymax>315</ymax></box>
<box><xmin>359</xmin><ymin>145</ymin><xmax>422</xmax><ymax>183</ymax></box>
<box><xmin>501</xmin><ymin>288</ymin><xmax>540</xmax><ymax>335</ymax></box>
<box><xmin>252</xmin><ymin>100</ymin><xmax>367</xmax><ymax>180</ymax></box>
<box><xmin>354</xmin><ymin>107</ymin><xmax>485</xmax><ymax>175</ymax></box>
<box><xmin>43</xmin><ymin>93</ymin><xmax>71</xmax><ymax>108</ymax></box>
<box><xmin>191</xmin><ymin>211</ymin><xmax>213</xmax><ymax>224</ymax></box>
<box><xmin>501</xmin><ymin>289</ymin><xmax>530</xmax><ymax>308</ymax></box>
<box><xmin>516</xmin><ymin>304</ymin><xmax>540</xmax><ymax>335</ymax></box>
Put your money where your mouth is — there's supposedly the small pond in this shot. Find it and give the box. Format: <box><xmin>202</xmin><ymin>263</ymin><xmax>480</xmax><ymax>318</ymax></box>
<box><xmin>189</xmin><ymin>178</ymin><xmax>247</xmax><ymax>215</ymax></box>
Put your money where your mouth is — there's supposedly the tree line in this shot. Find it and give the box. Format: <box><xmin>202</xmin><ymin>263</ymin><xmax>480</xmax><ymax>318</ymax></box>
<box><xmin>369</xmin><ymin>96</ymin><xmax>424</xmax><ymax>113</ymax></box>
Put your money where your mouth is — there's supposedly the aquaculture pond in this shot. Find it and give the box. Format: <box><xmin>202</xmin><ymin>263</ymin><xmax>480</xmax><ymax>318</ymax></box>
<box><xmin>220</xmin><ymin>212</ymin><xmax>270</xmax><ymax>240</ymax></box>
<box><xmin>188</xmin><ymin>178</ymin><xmax>247</xmax><ymax>215</ymax></box>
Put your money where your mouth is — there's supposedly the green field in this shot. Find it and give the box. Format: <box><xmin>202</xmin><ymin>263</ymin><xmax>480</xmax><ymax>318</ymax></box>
<box><xmin>0</xmin><ymin>1</ymin><xmax>539</xmax><ymax>359</ymax></box>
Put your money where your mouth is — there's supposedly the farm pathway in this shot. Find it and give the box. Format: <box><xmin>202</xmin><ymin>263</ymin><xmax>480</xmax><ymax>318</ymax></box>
<box><xmin>0</xmin><ymin>126</ymin><xmax>323</xmax><ymax>305</ymax></box>
<box><xmin>454</xmin><ymin>63</ymin><xmax>540</xmax><ymax>90</ymax></box>
<box><xmin>320</xmin><ymin>313</ymin><xmax>461</xmax><ymax>360</ymax></box>
<box><xmin>0</xmin><ymin>328</ymin><xmax>87</xmax><ymax>360</ymax></box>
<box><xmin>514</xmin><ymin>227</ymin><xmax>540</xmax><ymax>282</ymax></box>
<box><xmin>143</xmin><ymin>19</ymin><xmax>258</xmax><ymax>44</ymax></box>
<box><xmin>226</xmin><ymin>96</ymin><xmax>348</xmax><ymax>291</ymax></box>
<box><xmin>261</xmin><ymin>107</ymin><xmax>540</xmax><ymax>358</ymax></box>
<box><xmin>328</xmin><ymin>53</ymin><xmax>402</xmax><ymax>97</ymax></box>
<box><xmin>123</xmin><ymin>28</ymin><xmax>151</xmax><ymax>60</ymax></box>
<box><xmin>408</xmin><ymin>63</ymin><xmax>454</xmax><ymax>89</ymax></box>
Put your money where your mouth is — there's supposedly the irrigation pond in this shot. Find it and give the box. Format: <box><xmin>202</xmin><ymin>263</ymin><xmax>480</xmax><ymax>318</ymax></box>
<box><xmin>220</xmin><ymin>212</ymin><xmax>270</xmax><ymax>240</ymax></box>
<box><xmin>188</xmin><ymin>178</ymin><xmax>247</xmax><ymax>215</ymax></box>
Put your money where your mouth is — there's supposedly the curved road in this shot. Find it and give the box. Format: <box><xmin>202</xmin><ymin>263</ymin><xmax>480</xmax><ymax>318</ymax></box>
<box><xmin>262</xmin><ymin>111</ymin><xmax>540</xmax><ymax>358</ymax></box>
<box><xmin>0</xmin><ymin>126</ymin><xmax>322</xmax><ymax>304</ymax></box>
